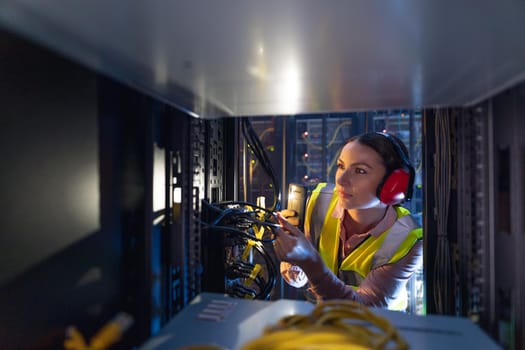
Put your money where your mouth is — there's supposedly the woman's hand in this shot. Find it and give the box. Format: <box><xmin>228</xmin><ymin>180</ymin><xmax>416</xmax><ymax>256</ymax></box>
<box><xmin>273</xmin><ymin>212</ymin><xmax>319</xmax><ymax>266</ymax></box>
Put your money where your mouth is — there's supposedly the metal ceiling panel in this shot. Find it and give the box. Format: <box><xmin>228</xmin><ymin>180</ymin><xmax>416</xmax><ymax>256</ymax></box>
<box><xmin>1</xmin><ymin>0</ymin><xmax>525</xmax><ymax>118</ymax></box>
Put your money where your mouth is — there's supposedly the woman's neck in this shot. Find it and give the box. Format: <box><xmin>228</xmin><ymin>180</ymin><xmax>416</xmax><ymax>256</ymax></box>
<box><xmin>345</xmin><ymin>207</ymin><xmax>388</xmax><ymax>235</ymax></box>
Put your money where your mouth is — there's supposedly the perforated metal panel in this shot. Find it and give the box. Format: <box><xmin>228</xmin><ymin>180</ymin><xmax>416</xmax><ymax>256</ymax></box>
<box><xmin>456</xmin><ymin>107</ymin><xmax>492</xmax><ymax>324</ymax></box>
<box><xmin>162</xmin><ymin>115</ymin><xmax>226</xmax><ymax>317</ymax></box>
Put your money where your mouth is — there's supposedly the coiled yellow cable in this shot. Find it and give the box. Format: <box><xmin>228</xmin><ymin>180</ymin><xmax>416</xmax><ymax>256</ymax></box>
<box><xmin>240</xmin><ymin>300</ymin><xmax>408</xmax><ymax>350</ymax></box>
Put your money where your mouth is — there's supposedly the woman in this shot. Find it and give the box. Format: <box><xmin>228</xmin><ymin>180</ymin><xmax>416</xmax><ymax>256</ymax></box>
<box><xmin>274</xmin><ymin>132</ymin><xmax>423</xmax><ymax>311</ymax></box>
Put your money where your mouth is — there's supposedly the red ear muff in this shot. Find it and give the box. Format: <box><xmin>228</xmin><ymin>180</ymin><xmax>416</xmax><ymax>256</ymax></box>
<box><xmin>378</xmin><ymin>168</ymin><xmax>410</xmax><ymax>205</ymax></box>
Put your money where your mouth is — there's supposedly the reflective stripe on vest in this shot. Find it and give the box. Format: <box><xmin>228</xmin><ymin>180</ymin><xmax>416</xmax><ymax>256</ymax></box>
<box><xmin>304</xmin><ymin>183</ymin><xmax>335</xmax><ymax>248</ymax></box>
<box><xmin>304</xmin><ymin>183</ymin><xmax>337</xmax><ymax>266</ymax></box>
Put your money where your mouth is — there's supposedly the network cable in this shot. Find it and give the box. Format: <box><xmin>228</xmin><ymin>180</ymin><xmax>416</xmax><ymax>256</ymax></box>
<box><xmin>242</xmin><ymin>118</ymin><xmax>282</xmax><ymax>212</ymax></box>
<box><xmin>201</xmin><ymin>200</ymin><xmax>279</xmax><ymax>300</ymax></box>
<box><xmin>433</xmin><ymin>109</ymin><xmax>452</xmax><ymax>314</ymax></box>
<box><xmin>240</xmin><ymin>300</ymin><xmax>408</xmax><ymax>350</ymax></box>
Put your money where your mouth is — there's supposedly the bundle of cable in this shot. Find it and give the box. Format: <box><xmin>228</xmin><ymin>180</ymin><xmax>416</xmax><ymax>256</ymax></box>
<box><xmin>240</xmin><ymin>300</ymin><xmax>408</xmax><ymax>350</ymax></box>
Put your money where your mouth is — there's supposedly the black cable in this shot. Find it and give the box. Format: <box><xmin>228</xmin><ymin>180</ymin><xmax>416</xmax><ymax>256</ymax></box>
<box><xmin>201</xmin><ymin>200</ymin><xmax>280</xmax><ymax>243</ymax></box>
<box><xmin>202</xmin><ymin>224</ymin><xmax>276</xmax><ymax>244</ymax></box>
<box><xmin>208</xmin><ymin>200</ymin><xmax>281</xmax><ymax>225</ymax></box>
<box><xmin>241</xmin><ymin>118</ymin><xmax>282</xmax><ymax>212</ymax></box>
<box><xmin>200</xmin><ymin>199</ymin><xmax>279</xmax><ymax>299</ymax></box>
<box><xmin>252</xmin><ymin>241</ymin><xmax>277</xmax><ymax>299</ymax></box>
<box><xmin>226</xmin><ymin>260</ymin><xmax>267</xmax><ymax>292</ymax></box>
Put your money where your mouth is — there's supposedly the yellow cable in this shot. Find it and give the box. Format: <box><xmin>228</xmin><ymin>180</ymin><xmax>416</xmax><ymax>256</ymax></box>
<box><xmin>241</xmin><ymin>207</ymin><xmax>266</xmax><ymax>260</ymax></box>
<box><xmin>243</xmin><ymin>264</ymin><xmax>263</xmax><ymax>299</ymax></box>
<box><xmin>64</xmin><ymin>326</ymin><xmax>88</xmax><ymax>350</ymax></box>
<box><xmin>247</xmin><ymin>264</ymin><xmax>262</xmax><ymax>282</ymax></box>
<box><xmin>241</xmin><ymin>240</ymin><xmax>256</xmax><ymax>260</ymax></box>
<box><xmin>240</xmin><ymin>300</ymin><xmax>408</xmax><ymax>350</ymax></box>
<box><xmin>89</xmin><ymin>321</ymin><xmax>123</xmax><ymax>350</ymax></box>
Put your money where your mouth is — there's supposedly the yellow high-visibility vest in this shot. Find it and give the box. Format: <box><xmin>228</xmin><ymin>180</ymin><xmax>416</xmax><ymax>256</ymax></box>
<box><xmin>304</xmin><ymin>183</ymin><xmax>422</xmax><ymax>311</ymax></box>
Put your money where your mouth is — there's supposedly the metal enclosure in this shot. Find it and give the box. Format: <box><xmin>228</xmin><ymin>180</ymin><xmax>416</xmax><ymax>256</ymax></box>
<box><xmin>0</xmin><ymin>2</ymin><xmax>525</xmax><ymax>349</ymax></box>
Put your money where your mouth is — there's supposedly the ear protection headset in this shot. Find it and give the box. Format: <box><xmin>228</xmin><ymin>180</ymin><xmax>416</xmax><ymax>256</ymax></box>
<box><xmin>375</xmin><ymin>132</ymin><xmax>415</xmax><ymax>205</ymax></box>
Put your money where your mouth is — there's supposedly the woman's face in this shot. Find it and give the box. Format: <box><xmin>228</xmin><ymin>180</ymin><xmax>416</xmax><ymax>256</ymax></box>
<box><xmin>335</xmin><ymin>140</ymin><xmax>387</xmax><ymax>209</ymax></box>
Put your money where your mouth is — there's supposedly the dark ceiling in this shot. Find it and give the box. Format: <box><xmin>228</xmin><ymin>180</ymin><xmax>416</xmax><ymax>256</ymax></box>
<box><xmin>1</xmin><ymin>0</ymin><xmax>525</xmax><ymax>118</ymax></box>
